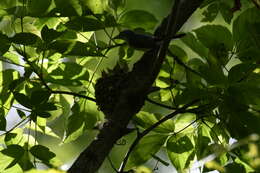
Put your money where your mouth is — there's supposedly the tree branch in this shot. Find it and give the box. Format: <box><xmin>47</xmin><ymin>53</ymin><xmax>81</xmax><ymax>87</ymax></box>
<box><xmin>68</xmin><ymin>0</ymin><xmax>203</xmax><ymax>172</ymax></box>
<box><xmin>118</xmin><ymin>99</ymin><xmax>199</xmax><ymax>172</ymax></box>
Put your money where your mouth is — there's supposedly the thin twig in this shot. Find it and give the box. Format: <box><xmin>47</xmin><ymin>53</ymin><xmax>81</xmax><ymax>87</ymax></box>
<box><xmin>0</xmin><ymin>117</ymin><xmax>30</xmax><ymax>136</ymax></box>
<box><xmin>0</xmin><ymin>56</ymin><xmax>26</xmax><ymax>67</ymax></box>
<box><xmin>107</xmin><ymin>155</ymin><xmax>118</xmax><ymax>173</ymax></box>
<box><xmin>174</xmin><ymin>118</ymin><xmax>198</xmax><ymax>134</ymax></box>
<box><xmin>1</xmin><ymin>104</ymin><xmax>31</xmax><ymax>113</ymax></box>
<box><xmin>167</xmin><ymin>49</ymin><xmax>203</xmax><ymax>78</ymax></box>
<box><xmin>202</xmin><ymin>120</ymin><xmax>223</xmax><ymax>145</ymax></box>
<box><xmin>146</xmin><ymin>97</ymin><xmax>177</xmax><ymax>110</ymax></box>
<box><xmin>51</xmin><ymin>90</ymin><xmax>96</xmax><ymax>102</ymax></box>
<box><xmin>85</xmin><ymin>27</ymin><xmax>117</xmax><ymax>96</ymax></box>
<box><xmin>118</xmin><ymin>99</ymin><xmax>199</xmax><ymax>172</ymax></box>
<box><xmin>19</xmin><ymin>10</ymin><xmax>51</xmax><ymax>91</ymax></box>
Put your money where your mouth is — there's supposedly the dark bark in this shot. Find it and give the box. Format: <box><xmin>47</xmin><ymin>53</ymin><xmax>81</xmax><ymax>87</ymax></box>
<box><xmin>68</xmin><ymin>0</ymin><xmax>203</xmax><ymax>172</ymax></box>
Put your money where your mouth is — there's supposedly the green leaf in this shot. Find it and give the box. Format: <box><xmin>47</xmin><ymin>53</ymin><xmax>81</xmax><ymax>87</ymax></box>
<box><xmin>66</xmin><ymin>17</ymin><xmax>104</xmax><ymax>31</ymax></box>
<box><xmin>34</xmin><ymin>111</ymin><xmax>52</xmax><ymax>118</ymax></box>
<box><xmin>232</xmin><ymin>8</ymin><xmax>260</xmax><ymax>62</ymax></box>
<box><xmin>67</xmin><ymin>0</ymin><xmax>83</xmax><ymax>16</ymax></box>
<box><xmin>194</xmin><ymin>25</ymin><xmax>233</xmax><ymax>51</ymax></box>
<box><xmin>65</xmin><ymin>42</ymin><xmax>103</xmax><ymax>57</ymax></box>
<box><xmin>84</xmin><ymin>0</ymin><xmax>105</xmax><ymax>14</ymax></box>
<box><xmin>195</xmin><ymin>124</ymin><xmax>211</xmax><ymax>159</ymax></box>
<box><xmin>45</xmin><ymin>78</ymin><xmax>82</xmax><ymax>86</ymax></box>
<box><xmin>0</xmin><ymin>152</ymin><xmax>15</xmax><ymax>172</ymax></box>
<box><xmin>1</xmin><ymin>144</ymin><xmax>25</xmax><ymax>168</ymax></box>
<box><xmin>54</xmin><ymin>0</ymin><xmax>82</xmax><ymax>16</ymax></box>
<box><xmin>4</xmin><ymin>129</ymin><xmax>23</xmax><ymax>145</ymax></box>
<box><xmin>199</xmin><ymin>64</ymin><xmax>227</xmax><ymax>85</ymax></box>
<box><xmin>220</xmin><ymin>98</ymin><xmax>260</xmax><ymax>138</ymax></box>
<box><xmin>50</xmin><ymin>62</ymin><xmax>89</xmax><ymax>80</ymax></box>
<box><xmin>167</xmin><ymin>134</ymin><xmax>195</xmax><ymax>170</ymax></box>
<box><xmin>134</xmin><ymin>111</ymin><xmax>175</xmax><ymax>133</ymax></box>
<box><xmin>227</xmin><ymin>79</ymin><xmax>260</xmax><ymax>106</ymax></box>
<box><xmin>181</xmin><ymin>33</ymin><xmax>208</xmax><ymax>58</ymax></box>
<box><xmin>1</xmin><ymin>144</ymin><xmax>25</xmax><ymax>160</ymax></box>
<box><xmin>0</xmin><ymin>33</ymin><xmax>11</xmax><ymax>54</ymax></box>
<box><xmin>102</xmin><ymin>13</ymin><xmax>118</xmax><ymax>27</ymax></box>
<box><xmin>168</xmin><ymin>45</ymin><xmax>188</xmax><ymax>62</ymax></box>
<box><xmin>28</xmin><ymin>0</ymin><xmax>52</xmax><ymax>16</ymax></box>
<box><xmin>0</xmin><ymin>164</ymin><xmax>24</xmax><ymax>173</ymax></box>
<box><xmin>174</xmin><ymin>113</ymin><xmax>196</xmax><ymax>132</ymax></box>
<box><xmin>108</xmin><ymin>0</ymin><xmax>125</xmax><ymax>10</ymax></box>
<box><xmin>5</xmin><ymin>6</ymin><xmax>26</xmax><ymax>18</ymax></box>
<box><xmin>209</xmin><ymin>43</ymin><xmax>229</xmax><ymax>65</ymax></box>
<box><xmin>232</xmin><ymin>7</ymin><xmax>260</xmax><ymax>43</ymax></box>
<box><xmin>0</xmin><ymin>69</ymin><xmax>20</xmax><ymax>91</ymax></box>
<box><xmin>64</xmin><ymin>110</ymin><xmax>85</xmax><ymax>143</ymax></box>
<box><xmin>167</xmin><ymin>135</ymin><xmax>193</xmax><ymax>153</ymax></box>
<box><xmin>201</xmin><ymin>3</ymin><xmax>219</xmax><ymax>22</ymax></box>
<box><xmin>18</xmin><ymin>149</ymin><xmax>34</xmax><ymax>171</ymax></box>
<box><xmin>200</xmin><ymin>0</ymin><xmax>217</xmax><ymax>8</ymax></box>
<box><xmin>225</xmin><ymin>162</ymin><xmax>246</xmax><ymax>173</ymax></box>
<box><xmin>0</xmin><ymin>0</ymin><xmax>21</xmax><ymax>9</ymax></box>
<box><xmin>119</xmin><ymin>10</ymin><xmax>158</xmax><ymax>30</ymax></box>
<box><xmin>0</xmin><ymin>112</ymin><xmax>6</xmax><ymax>131</ymax></box>
<box><xmin>30</xmin><ymin>89</ymin><xmax>51</xmax><ymax>105</ymax></box>
<box><xmin>228</xmin><ymin>63</ymin><xmax>258</xmax><ymax>83</ymax></box>
<box><xmin>13</xmin><ymin>92</ymin><xmax>33</xmax><ymax>109</ymax></box>
<box><xmin>219</xmin><ymin>3</ymin><xmax>233</xmax><ymax>24</ymax></box>
<box><xmin>63</xmin><ymin>98</ymin><xmax>97</xmax><ymax>143</ymax></box>
<box><xmin>36</xmin><ymin>102</ymin><xmax>57</xmax><ymax>111</ymax></box>
<box><xmin>2</xmin><ymin>52</ymin><xmax>20</xmax><ymax>65</ymax></box>
<box><xmin>0</xmin><ymin>70</ymin><xmax>19</xmax><ymax>116</ymax></box>
<box><xmin>10</xmin><ymin>33</ymin><xmax>40</xmax><ymax>45</ymax></box>
<box><xmin>57</xmin><ymin>30</ymin><xmax>78</xmax><ymax>40</ymax></box>
<box><xmin>17</xmin><ymin>109</ymin><xmax>26</xmax><ymax>119</ymax></box>
<box><xmin>186</xmin><ymin>58</ymin><xmax>205</xmax><ymax>86</ymax></box>
<box><xmin>126</xmin><ymin>134</ymin><xmax>168</xmax><ymax>169</ymax></box>
<box><xmin>8</xmin><ymin>78</ymin><xmax>25</xmax><ymax>92</ymax></box>
<box><xmin>41</xmin><ymin>25</ymin><xmax>64</xmax><ymax>43</ymax></box>
<box><xmin>48</xmin><ymin>40</ymin><xmax>72</xmax><ymax>53</ymax></box>
<box><xmin>126</xmin><ymin>47</ymin><xmax>135</xmax><ymax>58</ymax></box>
<box><xmin>30</xmin><ymin>145</ymin><xmax>56</xmax><ymax>162</ymax></box>
<box><xmin>210</xmin><ymin>123</ymin><xmax>229</xmax><ymax>144</ymax></box>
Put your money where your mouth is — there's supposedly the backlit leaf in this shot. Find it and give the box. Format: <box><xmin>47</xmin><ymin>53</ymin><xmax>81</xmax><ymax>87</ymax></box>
<box><xmin>119</xmin><ymin>10</ymin><xmax>158</xmax><ymax>30</ymax></box>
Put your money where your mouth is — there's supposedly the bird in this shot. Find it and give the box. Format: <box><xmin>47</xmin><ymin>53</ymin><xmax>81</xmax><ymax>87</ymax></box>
<box><xmin>113</xmin><ymin>30</ymin><xmax>201</xmax><ymax>77</ymax></box>
<box><xmin>114</xmin><ymin>30</ymin><xmax>185</xmax><ymax>50</ymax></box>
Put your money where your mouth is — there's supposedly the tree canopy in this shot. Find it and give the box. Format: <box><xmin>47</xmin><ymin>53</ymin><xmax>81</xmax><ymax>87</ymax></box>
<box><xmin>0</xmin><ymin>0</ymin><xmax>260</xmax><ymax>173</ymax></box>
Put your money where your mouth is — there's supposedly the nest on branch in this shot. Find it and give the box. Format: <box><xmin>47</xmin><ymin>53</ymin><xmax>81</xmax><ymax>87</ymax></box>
<box><xmin>94</xmin><ymin>64</ymin><xmax>129</xmax><ymax>118</ymax></box>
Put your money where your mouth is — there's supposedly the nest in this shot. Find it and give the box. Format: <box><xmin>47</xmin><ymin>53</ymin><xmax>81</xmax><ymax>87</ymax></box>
<box><xmin>94</xmin><ymin>65</ymin><xmax>129</xmax><ymax>118</ymax></box>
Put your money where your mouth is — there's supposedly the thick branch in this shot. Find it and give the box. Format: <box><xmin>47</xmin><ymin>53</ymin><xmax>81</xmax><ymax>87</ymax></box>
<box><xmin>68</xmin><ymin>0</ymin><xmax>203</xmax><ymax>173</ymax></box>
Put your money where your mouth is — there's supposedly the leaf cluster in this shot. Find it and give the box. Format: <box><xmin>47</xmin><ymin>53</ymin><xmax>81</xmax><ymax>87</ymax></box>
<box><xmin>0</xmin><ymin>0</ymin><xmax>259</xmax><ymax>172</ymax></box>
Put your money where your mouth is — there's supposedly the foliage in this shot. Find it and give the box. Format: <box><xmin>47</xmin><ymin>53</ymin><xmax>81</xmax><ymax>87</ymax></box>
<box><xmin>0</xmin><ymin>0</ymin><xmax>260</xmax><ymax>172</ymax></box>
